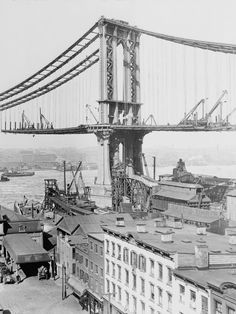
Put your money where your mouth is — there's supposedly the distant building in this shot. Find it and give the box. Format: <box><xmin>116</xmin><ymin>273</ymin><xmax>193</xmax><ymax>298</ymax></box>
<box><xmin>227</xmin><ymin>189</ymin><xmax>236</xmax><ymax>221</ymax></box>
<box><xmin>151</xmin><ymin>181</ymin><xmax>211</xmax><ymax>212</ymax></box>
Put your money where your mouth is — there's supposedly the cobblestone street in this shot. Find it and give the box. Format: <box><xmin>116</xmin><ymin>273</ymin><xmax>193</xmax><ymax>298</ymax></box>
<box><xmin>0</xmin><ymin>277</ymin><xmax>86</xmax><ymax>314</ymax></box>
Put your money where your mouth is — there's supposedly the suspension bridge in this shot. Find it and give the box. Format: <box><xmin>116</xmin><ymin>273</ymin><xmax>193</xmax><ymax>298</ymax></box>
<box><xmin>1</xmin><ymin>17</ymin><xmax>236</xmax><ymax>206</ymax></box>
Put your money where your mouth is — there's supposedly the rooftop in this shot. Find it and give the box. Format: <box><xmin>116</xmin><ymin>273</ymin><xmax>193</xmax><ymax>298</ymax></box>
<box><xmin>153</xmin><ymin>189</ymin><xmax>210</xmax><ymax>203</ymax></box>
<box><xmin>88</xmin><ymin>233</ymin><xmax>104</xmax><ymax>242</ymax></box>
<box><xmin>158</xmin><ymin>180</ymin><xmax>203</xmax><ymax>189</ymax></box>
<box><xmin>103</xmin><ymin>219</ymin><xmax>233</xmax><ymax>255</ymax></box>
<box><xmin>174</xmin><ymin>268</ymin><xmax>236</xmax><ymax>300</ymax></box>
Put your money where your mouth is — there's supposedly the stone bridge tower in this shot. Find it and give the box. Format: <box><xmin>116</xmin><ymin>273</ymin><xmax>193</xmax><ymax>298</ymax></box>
<box><xmin>96</xmin><ymin>18</ymin><xmax>146</xmax><ymax>186</ymax></box>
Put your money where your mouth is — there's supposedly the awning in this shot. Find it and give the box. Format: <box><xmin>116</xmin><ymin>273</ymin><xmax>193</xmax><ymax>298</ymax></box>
<box><xmin>3</xmin><ymin>234</ymin><xmax>50</xmax><ymax>264</ymax></box>
<box><xmin>67</xmin><ymin>276</ymin><xmax>87</xmax><ymax>297</ymax></box>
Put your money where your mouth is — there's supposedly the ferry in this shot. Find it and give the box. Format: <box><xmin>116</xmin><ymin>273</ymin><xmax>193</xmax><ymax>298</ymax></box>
<box><xmin>3</xmin><ymin>170</ymin><xmax>35</xmax><ymax>177</ymax></box>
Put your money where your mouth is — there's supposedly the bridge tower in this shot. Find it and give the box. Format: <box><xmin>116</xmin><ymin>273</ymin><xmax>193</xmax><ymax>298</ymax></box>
<box><xmin>96</xmin><ymin>18</ymin><xmax>145</xmax><ymax>187</ymax></box>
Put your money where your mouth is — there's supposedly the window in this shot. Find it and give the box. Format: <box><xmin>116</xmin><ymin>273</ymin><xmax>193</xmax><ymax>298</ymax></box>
<box><xmin>215</xmin><ymin>301</ymin><xmax>222</xmax><ymax>314</ymax></box>
<box><xmin>150</xmin><ymin>283</ymin><xmax>155</xmax><ymax>301</ymax></box>
<box><xmin>167</xmin><ymin>293</ymin><xmax>172</xmax><ymax>312</ymax></box>
<box><xmin>190</xmin><ymin>290</ymin><xmax>196</xmax><ymax>309</ymax></box>
<box><xmin>90</xmin><ymin>241</ymin><xmax>93</xmax><ymax>250</ymax></box>
<box><xmin>158</xmin><ymin>287</ymin><xmax>163</xmax><ymax>306</ymax></box>
<box><xmin>132</xmin><ymin>296</ymin><xmax>137</xmax><ymax>314</ymax></box>
<box><xmin>201</xmin><ymin>296</ymin><xmax>208</xmax><ymax>314</ymax></box>
<box><xmin>131</xmin><ymin>251</ymin><xmax>138</xmax><ymax>268</ymax></box>
<box><xmin>179</xmin><ymin>284</ymin><xmax>185</xmax><ymax>303</ymax></box>
<box><xmin>167</xmin><ymin>267</ymin><xmax>172</xmax><ymax>285</ymax></box>
<box><xmin>141</xmin><ymin>301</ymin><xmax>145</xmax><ymax>314</ymax></box>
<box><xmin>100</xmin><ymin>246</ymin><xmax>103</xmax><ymax>256</ymax></box>
<box><xmin>117</xmin><ymin>244</ymin><xmax>121</xmax><ymax>260</ymax></box>
<box><xmin>141</xmin><ymin>277</ymin><xmax>145</xmax><ymax>295</ymax></box>
<box><xmin>72</xmin><ymin>263</ymin><xmax>76</xmax><ymax>274</ymax></box>
<box><xmin>100</xmin><ymin>267</ymin><xmax>103</xmax><ymax>278</ymax></box>
<box><xmin>118</xmin><ymin>286</ymin><xmax>121</xmax><ymax>301</ymax></box>
<box><xmin>106</xmin><ymin>279</ymin><xmax>110</xmax><ymax>293</ymax></box>
<box><xmin>106</xmin><ymin>240</ymin><xmax>109</xmax><ymax>254</ymax></box>
<box><xmin>112</xmin><ymin>262</ymin><xmax>115</xmax><ymax>278</ymax></box>
<box><xmin>123</xmin><ymin>248</ymin><xmax>129</xmax><ymax>264</ymax></box>
<box><xmin>228</xmin><ymin>307</ymin><xmax>235</xmax><ymax>314</ymax></box>
<box><xmin>132</xmin><ymin>273</ymin><xmax>137</xmax><ymax>290</ymax></box>
<box><xmin>89</xmin><ymin>276</ymin><xmax>94</xmax><ymax>289</ymax></box>
<box><xmin>112</xmin><ymin>242</ymin><xmax>115</xmax><ymax>257</ymax></box>
<box><xmin>19</xmin><ymin>225</ymin><xmax>26</xmax><ymax>232</ymax></box>
<box><xmin>72</xmin><ymin>248</ymin><xmax>76</xmax><ymax>259</ymax></box>
<box><xmin>150</xmin><ymin>307</ymin><xmax>155</xmax><ymax>314</ymax></box>
<box><xmin>158</xmin><ymin>263</ymin><xmax>163</xmax><ymax>280</ymax></box>
<box><xmin>90</xmin><ymin>261</ymin><xmax>93</xmax><ymax>272</ymax></box>
<box><xmin>112</xmin><ymin>283</ymin><xmax>116</xmax><ymax>298</ymax></box>
<box><xmin>139</xmin><ymin>255</ymin><xmax>146</xmax><ymax>272</ymax></box>
<box><xmin>106</xmin><ymin>259</ymin><xmax>109</xmax><ymax>275</ymax></box>
<box><xmin>85</xmin><ymin>258</ymin><xmax>88</xmax><ymax>268</ymax></box>
<box><xmin>95</xmin><ymin>264</ymin><xmax>98</xmax><ymax>274</ymax></box>
<box><xmin>125</xmin><ymin>269</ymin><xmax>129</xmax><ymax>285</ymax></box>
<box><xmin>118</xmin><ymin>265</ymin><xmax>121</xmax><ymax>281</ymax></box>
<box><xmin>95</xmin><ymin>280</ymin><xmax>98</xmax><ymax>293</ymax></box>
<box><xmin>125</xmin><ymin>291</ymin><xmax>129</xmax><ymax>307</ymax></box>
<box><xmin>95</xmin><ymin>244</ymin><xmax>98</xmax><ymax>253</ymax></box>
<box><xmin>150</xmin><ymin>259</ymin><xmax>154</xmax><ymax>275</ymax></box>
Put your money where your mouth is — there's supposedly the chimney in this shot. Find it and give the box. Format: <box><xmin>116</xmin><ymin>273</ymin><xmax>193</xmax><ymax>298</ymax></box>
<box><xmin>116</xmin><ymin>217</ymin><xmax>125</xmax><ymax>227</ymax></box>
<box><xmin>229</xmin><ymin>233</ymin><xmax>236</xmax><ymax>245</ymax></box>
<box><xmin>154</xmin><ymin>217</ymin><xmax>166</xmax><ymax>227</ymax></box>
<box><xmin>136</xmin><ymin>223</ymin><xmax>146</xmax><ymax>233</ymax></box>
<box><xmin>160</xmin><ymin>230</ymin><xmax>174</xmax><ymax>243</ymax></box>
<box><xmin>195</xmin><ymin>244</ymin><xmax>208</xmax><ymax>269</ymax></box>
<box><xmin>196</xmin><ymin>226</ymin><xmax>207</xmax><ymax>235</ymax></box>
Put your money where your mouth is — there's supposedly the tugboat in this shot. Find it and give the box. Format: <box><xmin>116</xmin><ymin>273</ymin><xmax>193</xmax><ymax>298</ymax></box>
<box><xmin>0</xmin><ymin>175</ymin><xmax>9</xmax><ymax>182</ymax></box>
<box><xmin>3</xmin><ymin>170</ymin><xmax>35</xmax><ymax>177</ymax></box>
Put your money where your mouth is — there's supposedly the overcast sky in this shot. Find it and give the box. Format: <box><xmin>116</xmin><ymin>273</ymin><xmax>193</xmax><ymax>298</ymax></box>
<box><xmin>1</xmin><ymin>0</ymin><xmax>236</xmax><ymax>150</ymax></box>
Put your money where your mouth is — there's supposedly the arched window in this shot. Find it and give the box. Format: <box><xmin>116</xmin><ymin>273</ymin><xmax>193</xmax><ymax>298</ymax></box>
<box><xmin>123</xmin><ymin>247</ymin><xmax>129</xmax><ymax>264</ymax></box>
<box><xmin>130</xmin><ymin>251</ymin><xmax>138</xmax><ymax>268</ymax></box>
<box><xmin>139</xmin><ymin>254</ymin><xmax>146</xmax><ymax>272</ymax></box>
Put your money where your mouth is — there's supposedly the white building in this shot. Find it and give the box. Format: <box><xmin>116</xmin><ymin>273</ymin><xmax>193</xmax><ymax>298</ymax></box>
<box><xmin>102</xmin><ymin>217</ymin><xmax>236</xmax><ymax>314</ymax></box>
<box><xmin>227</xmin><ymin>189</ymin><xmax>236</xmax><ymax>221</ymax></box>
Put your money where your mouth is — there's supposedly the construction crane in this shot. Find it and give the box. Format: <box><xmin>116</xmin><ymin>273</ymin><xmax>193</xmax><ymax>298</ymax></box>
<box><xmin>67</xmin><ymin>162</ymin><xmax>82</xmax><ymax>196</ymax></box>
<box><xmin>142</xmin><ymin>153</ymin><xmax>150</xmax><ymax>177</ymax></box>
<box><xmin>178</xmin><ymin>98</ymin><xmax>205</xmax><ymax>125</ymax></box>
<box><xmin>223</xmin><ymin>107</ymin><xmax>236</xmax><ymax>125</ymax></box>
<box><xmin>205</xmin><ymin>90</ymin><xmax>228</xmax><ymax>123</ymax></box>
<box><xmin>40</xmin><ymin>108</ymin><xmax>52</xmax><ymax>129</ymax></box>
<box><xmin>21</xmin><ymin>110</ymin><xmax>33</xmax><ymax>129</ymax></box>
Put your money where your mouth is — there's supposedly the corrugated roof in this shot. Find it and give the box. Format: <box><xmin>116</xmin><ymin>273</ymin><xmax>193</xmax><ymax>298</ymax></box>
<box><xmin>164</xmin><ymin>204</ymin><xmax>220</xmax><ymax>223</ymax></box>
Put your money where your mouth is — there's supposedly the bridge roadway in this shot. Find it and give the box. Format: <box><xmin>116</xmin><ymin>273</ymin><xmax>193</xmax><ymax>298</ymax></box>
<box><xmin>2</xmin><ymin>123</ymin><xmax>236</xmax><ymax>134</ymax></box>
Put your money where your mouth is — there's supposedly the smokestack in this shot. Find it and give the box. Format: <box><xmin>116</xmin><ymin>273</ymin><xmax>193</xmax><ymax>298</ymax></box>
<box><xmin>195</xmin><ymin>244</ymin><xmax>208</xmax><ymax>269</ymax></box>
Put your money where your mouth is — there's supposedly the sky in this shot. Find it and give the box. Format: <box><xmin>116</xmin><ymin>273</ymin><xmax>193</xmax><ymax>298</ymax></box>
<box><xmin>1</xmin><ymin>0</ymin><xmax>236</xmax><ymax>150</ymax></box>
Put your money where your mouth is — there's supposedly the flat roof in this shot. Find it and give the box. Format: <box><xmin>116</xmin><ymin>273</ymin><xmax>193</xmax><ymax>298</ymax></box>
<box><xmin>103</xmin><ymin>219</ymin><xmax>232</xmax><ymax>255</ymax></box>
<box><xmin>174</xmin><ymin>268</ymin><xmax>236</xmax><ymax>299</ymax></box>
<box><xmin>3</xmin><ymin>234</ymin><xmax>50</xmax><ymax>263</ymax></box>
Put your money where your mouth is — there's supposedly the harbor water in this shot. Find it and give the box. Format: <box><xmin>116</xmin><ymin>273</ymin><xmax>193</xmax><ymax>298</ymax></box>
<box><xmin>1</xmin><ymin>165</ymin><xmax>236</xmax><ymax>208</ymax></box>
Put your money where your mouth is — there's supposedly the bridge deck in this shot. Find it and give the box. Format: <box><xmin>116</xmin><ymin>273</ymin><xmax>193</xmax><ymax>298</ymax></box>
<box><xmin>2</xmin><ymin>123</ymin><xmax>236</xmax><ymax>134</ymax></box>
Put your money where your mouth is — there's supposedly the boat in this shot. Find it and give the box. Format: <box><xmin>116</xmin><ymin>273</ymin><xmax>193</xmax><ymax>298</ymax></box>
<box><xmin>3</xmin><ymin>170</ymin><xmax>35</xmax><ymax>177</ymax></box>
<box><xmin>0</xmin><ymin>175</ymin><xmax>9</xmax><ymax>182</ymax></box>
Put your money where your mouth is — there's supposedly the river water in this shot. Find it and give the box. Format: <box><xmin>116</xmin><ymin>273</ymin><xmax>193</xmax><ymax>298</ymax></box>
<box><xmin>1</xmin><ymin>165</ymin><xmax>236</xmax><ymax>209</ymax></box>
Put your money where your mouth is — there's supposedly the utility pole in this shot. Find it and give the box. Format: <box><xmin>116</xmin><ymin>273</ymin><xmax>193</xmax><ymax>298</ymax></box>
<box><xmin>63</xmin><ymin>161</ymin><xmax>66</xmax><ymax>195</ymax></box>
<box><xmin>153</xmin><ymin>156</ymin><xmax>156</xmax><ymax>180</ymax></box>
<box><xmin>62</xmin><ymin>264</ymin><xmax>66</xmax><ymax>300</ymax></box>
